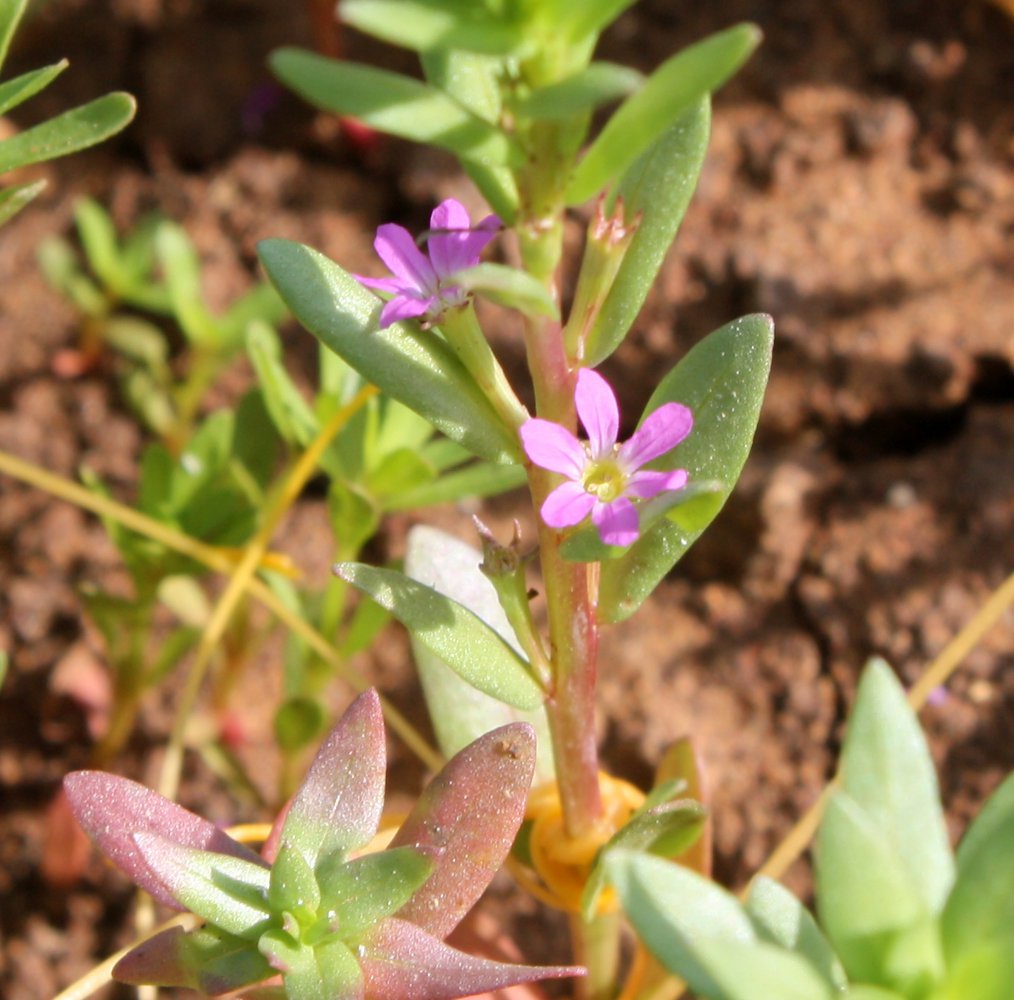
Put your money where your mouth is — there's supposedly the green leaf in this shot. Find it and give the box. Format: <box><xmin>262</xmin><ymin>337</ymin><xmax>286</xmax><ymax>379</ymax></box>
<box><xmin>274</xmin><ymin>697</ymin><xmax>327</xmax><ymax>753</ymax></box>
<box><xmin>933</xmin><ymin>939</ymin><xmax>1014</xmax><ymax>1000</ymax></box>
<box><xmin>257</xmin><ymin>239</ymin><xmax>521</xmax><ymax>464</ymax></box>
<box><xmin>122</xmin><ymin>369</ymin><xmax>175</xmax><ymax>437</ymax></box>
<box><xmin>371</xmin><ymin>395</ymin><xmax>434</xmax><ymax>458</ymax></box>
<box><xmin>340</xmin><ymin>0</ymin><xmax>527</xmax><ymax>56</ymax></box>
<box><xmin>269</xmin><ymin>842</ymin><xmax>321</xmax><ymax>922</ymax></box>
<box><xmin>746</xmin><ymin>876</ymin><xmax>847</xmax><ymax>991</ymax></box>
<box><xmin>0</xmin><ymin>92</ymin><xmax>136</xmax><ymax>174</ymax></box>
<box><xmin>337</xmin><ymin>595</ymin><xmax>391</xmax><ymax>659</ymax></box>
<box><xmin>584</xmin><ymin>98</ymin><xmax>710</xmax><ymax>365</ymax></box>
<box><xmin>102</xmin><ymin>316</ymin><xmax>169</xmax><ymax>369</ymax></box>
<box><xmin>942</xmin><ymin>772</ymin><xmax>1014</xmax><ymax>964</ymax></box>
<box><xmin>113</xmin><ymin>923</ymin><xmax>274</xmax><ymax>995</ymax></box>
<box><xmin>316</xmin><ymin>847</ymin><xmax>432</xmax><ymax>941</ymax></box>
<box><xmin>231</xmin><ymin>388</ymin><xmax>280</xmax><ymax>491</ymax></box>
<box><xmin>418</xmin><ymin>435</ymin><xmax>471</xmax><ymax>471</ymax></box>
<box><xmin>605</xmin><ymin>850</ymin><xmax>756</xmax><ymax>997</ymax></box>
<box><xmin>132</xmin><ymin>833</ymin><xmax>272</xmax><ymax>939</ymax></box>
<box><xmin>385</xmin><ymin>458</ymin><xmax>525</xmax><ymax>510</ymax></box>
<box><xmin>336</xmin><ymin>561</ymin><xmax>544</xmax><ymax>711</ymax></box>
<box><xmin>364</xmin><ymin>447</ymin><xmax>434</xmax><ymax>501</ymax></box>
<box><xmin>246</xmin><ymin>321</ymin><xmax>319</xmax><ymax>448</ymax></box>
<box><xmin>654</xmin><ymin>737</ymin><xmax>711</xmax><ymax>876</ymax></box>
<box><xmin>403</xmin><ymin>526</ymin><xmax>555</xmax><ymax>781</ymax></box>
<box><xmin>73</xmin><ymin>198</ymin><xmax>121</xmax><ymax>287</ymax></box>
<box><xmin>0</xmin><ymin>178</ymin><xmax>44</xmax><ymax>227</ymax></box>
<box><xmin>156</xmin><ymin>221</ymin><xmax>218</xmax><ymax>346</ymax></box>
<box><xmin>841</xmin><ymin>659</ymin><xmax>954</xmax><ymax>915</ymax></box>
<box><xmin>566</xmin><ymin>24</ymin><xmax>759</xmax><ymax>204</ymax></box>
<box><xmin>582</xmin><ymin>797</ymin><xmax>707</xmax><ymax>919</ymax></box>
<box><xmin>36</xmin><ymin>235</ymin><xmax>102</xmax><ymax>312</ymax></box>
<box><xmin>328</xmin><ymin>481</ymin><xmax>379</xmax><ymax>559</ymax></box>
<box><xmin>452</xmin><ymin>262</ymin><xmax>559</xmax><ymax>319</ymax></box>
<box><xmin>420</xmin><ymin>49</ymin><xmax>518</xmax><ymax>220</ymax></box>
<box><xmin>815</xmin><ymin>792</ymin><xmax>927</xmax><ymax>984</ymax></box>
<box><xmin>220</xmin><ymin>283</ymin><xmax>289</xmax><ymax>346</ymax></box>
<box><xmin>169</xmin><ymin>410</ymin><xmax>234</xmax><ymax>509</ymax></box>
<box><xmin>270</xmin><ymin>49</ymin><xmax>520</xmax><ymax>166</ymax></box>
<box><xmin>540</xmin><ymin>0</ymin><xmax>638</xmax><ymax>43</ymax></box>
<box><xmin>841</xmin><ymin>989</ymin><xmax>906</xmax><ymax>1000</ymax></box>
<box><xmin>258</xmin><ymin>935</ymin><xmax>361</xmax><ymax>1000</ymax></box>
<box><xmin>515</xmin><ymin>63</ymin><xmax>643</xmax><ymax>121</ymax></box>
<box><xmin>145</xmin><ymin>624</ymin><xmax>201</xmax><ymax>685</ymax></box>
<box><xmin>0</xmin><ymin>0</ymin><xmax>27</xmax><ymax>70</ymax></box>
<box><xmin>0</xmin><ymin>60</ymin><xmax>67</xmax><ymax>116</ymax></box>
<box><xmin>599</xmin><ymin>314</ymin><xmax>773</xmax><ymax>622</ymax></box>
<box><xmin>693</xmin><ymin>938</ymin><xmax>834</xmax><ymax>1000</ymax></box>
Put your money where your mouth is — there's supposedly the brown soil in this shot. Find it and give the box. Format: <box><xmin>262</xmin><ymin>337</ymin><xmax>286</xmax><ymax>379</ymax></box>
<box><xmin>1</xmin><ymin>1</ymin><xmax>1012</xmax><ymax>997</ymax></box>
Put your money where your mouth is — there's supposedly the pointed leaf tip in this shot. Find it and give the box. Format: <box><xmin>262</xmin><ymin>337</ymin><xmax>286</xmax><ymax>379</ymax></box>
<box><xmin>390</xmin><ymin>723</ymin><xmax>535</xmax><ymax>938</ymax></box>
<box><xmin>280</xmin><ymin>688</ymin><xmax>386</xmax><ymax>868</ymax></box>
<box><xmin>361</xmin><ymin>918</ymin><xmax>583</xmax><ymax>1000</ymax></box>
<box><xmin>63</xmin><ymin>770</ymin><xmax>264</xmax><ymax>908</ymax></box>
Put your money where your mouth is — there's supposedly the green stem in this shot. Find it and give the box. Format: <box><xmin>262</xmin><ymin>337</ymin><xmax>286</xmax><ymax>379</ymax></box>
<box><xmin>439</xmin><ymin>304</ymin><xmax>530</xmax><ymax>430</ymax></box>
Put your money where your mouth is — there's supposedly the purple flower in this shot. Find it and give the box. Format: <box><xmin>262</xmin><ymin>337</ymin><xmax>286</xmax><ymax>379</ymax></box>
<box><xmin>356</xmin><ymin>199</ymin><xmax>500</xmax><ymax>329</ymax></box>
<box><xmin>520</xmin><ymin>369</ymin><xmax>693</xmax><ymax>547</ymax></box>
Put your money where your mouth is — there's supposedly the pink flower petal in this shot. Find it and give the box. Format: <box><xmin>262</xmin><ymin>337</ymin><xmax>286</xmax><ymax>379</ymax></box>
<box><xmin>374</xmin><ymin>223</ymin><xmax>437</xmax><ymax>293</ymax></box>
<box><xmin>360</xmin><ymin>918</ymin><xmax>582</xmax><ymax>1000</ymax></box>
<box><xmin>592</xmin><ymin>497</ymin><xmax>640</xmax><ymax>547</ymax></box>
<box><xmin>427</xmin><ymin>199</ymin><xmax>472</xmax><ymax>277</ymax></box>
<box><xmin>618</xmin><ymin>402</ymin><xmax>693</xmax><ymax>470</ymax></box>
<box><xmin>519</xmin><ymin>419</ymin><xmax>586</xmax><ymax>479</ymax></box>
<box><xmin>428</xmin><ymin>199</ymin><xmax>501</xmax><ymax>277</ymax></box>
<box><xmin>575</xmin><ymin>369</ymin><xmax>619</xmax><ymax>459</ymax></box>
<box><xmin>355</xmin><ymin>274</ymin><xmax>408</xmax><ymax>295</ymax></box>
<box><xmin>625</xmin><ymin>468</ymin><xmax>688</xmax><ymax>499</ymax></box>
<box><xmin>379</xmin><ymin>294</ymin><xmax>435</xmax><ymax>329</ymax></box>
<box><xmin>541</xmin><ymin>481</ymin><xmax>596</xmax><ymax>530</ymax></box>
<box><xmin>449</xmin><ymin>214</ymin><xmax>500</xmax><ymax>272</ymax></box>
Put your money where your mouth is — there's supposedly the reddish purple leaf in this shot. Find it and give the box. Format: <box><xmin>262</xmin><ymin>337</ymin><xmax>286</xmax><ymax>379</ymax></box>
<box><xmin>113</xmin><ymin>924</ymin><xmax>273</xmax><ymax>995</ymax></box>
<box><xmin>114</xmin><ymin>926</ymin><xmax>195</xmax><ymax>990</ymax></box>
<box><xmin>281</xmin><ymin>689</ymin><xmax>387</xmax><ymax>867</ymax></box>
<box><xmin>361</xmin><ymin>918</ymin><xmax>582</xmax><ymax>1000</ymax></box>
<box><xmin>390</xmin><ymin>723</ymin><xmax>535</xmax><ymax>937</ymax></box>
<box><xmin>63</xmin><ymin>771</ymin><xmax>264</xmax><ymax>908</ymax></box>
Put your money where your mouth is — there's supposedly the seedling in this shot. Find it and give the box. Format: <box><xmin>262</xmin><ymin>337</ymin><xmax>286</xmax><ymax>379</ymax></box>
<box><xmin>66</xmin><ymin>689</ymin><xmax>582</xmax><ymax>999</ymax></box>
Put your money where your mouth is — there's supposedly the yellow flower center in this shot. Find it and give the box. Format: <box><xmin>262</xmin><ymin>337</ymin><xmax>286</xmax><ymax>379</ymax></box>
<box><xmin>581</xmin><ymin>457</ymin><xmax>625</xmax><ymax>503</ymax></box>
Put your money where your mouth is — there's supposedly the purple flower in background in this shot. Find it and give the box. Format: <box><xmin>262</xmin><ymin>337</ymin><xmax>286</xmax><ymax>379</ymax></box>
<box><xmin>356</xmin><ymin>198</ymin><xmax>500</xmax><ymax>329</ymax></box>
<box><xmin>520</xmin><ymin>369</ymin><xmax>693</xmax><ymax>547</ymax></box>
